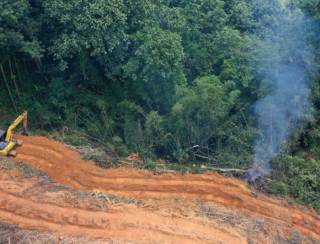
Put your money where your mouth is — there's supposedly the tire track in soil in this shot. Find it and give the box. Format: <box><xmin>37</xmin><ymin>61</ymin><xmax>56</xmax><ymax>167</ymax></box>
<box><xmin>15</xmin><ymin>135</ymin><xmax>320</xmax><ymax>241</ymax></box>
<box><xmin>0</xmin><ymin>174</ymin><xmax>246</xmax><ymax>243</ymax></box>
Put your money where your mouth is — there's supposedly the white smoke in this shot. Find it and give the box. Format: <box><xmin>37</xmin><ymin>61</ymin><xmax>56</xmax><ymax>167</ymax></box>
<box><xmin>248</xmin><ymin>1</ymin><xmax>314</xmax><ymax>180</ymax></box>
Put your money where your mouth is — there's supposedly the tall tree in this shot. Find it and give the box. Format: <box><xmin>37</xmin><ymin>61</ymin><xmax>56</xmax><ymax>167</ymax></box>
<box><xmin>124</xmin><ymin>26</ymin><xmax>186</xmax><ymax>113</ymax></box>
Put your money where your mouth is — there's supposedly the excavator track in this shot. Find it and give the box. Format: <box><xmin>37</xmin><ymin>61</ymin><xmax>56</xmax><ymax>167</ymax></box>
<box><xmin>11</xmin><ymin>135</ymin><xmax>320</xmax><ymax>241</ymax></box>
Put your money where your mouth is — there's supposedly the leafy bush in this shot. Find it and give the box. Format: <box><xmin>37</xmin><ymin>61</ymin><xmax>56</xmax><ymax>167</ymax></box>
<box><xmin>270</xmin><ymin>155</ymin><xmax>320</xmax><ymax>211</ymax></box>
<box><xmin>168</xmin><ymin>75</ymin><xmax>254</xmax><ymax>165</ymax></box>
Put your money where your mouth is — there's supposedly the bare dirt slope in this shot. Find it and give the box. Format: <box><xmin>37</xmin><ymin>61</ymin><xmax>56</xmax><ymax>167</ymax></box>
<box><xmin>5</xmin><ymin>158</ymin><xmax>262</xmax><ymax>243</ymax></box>
<box><xmin>0</xmin><ymin>135</ymin><xmax>317</xmax><ymax>243</ymax></box>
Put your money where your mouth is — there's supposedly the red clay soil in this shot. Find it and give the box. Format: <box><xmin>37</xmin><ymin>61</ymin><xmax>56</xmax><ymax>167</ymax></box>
<box><xmin>10</xmin><ymin>135</ymin><xmax>320</xmax><ymax>242</ymax></box>
<box><xmin>0</xmin><ymin>164</ymin><xmax>249</xmax><ymax>243</ymax></box>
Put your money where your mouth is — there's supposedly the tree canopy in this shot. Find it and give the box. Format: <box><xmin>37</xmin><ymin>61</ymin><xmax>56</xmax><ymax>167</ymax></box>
<box><xmin>1</xmin><ymin>0</ymin><xmax>320</xmax><ymax>211</ymax></box>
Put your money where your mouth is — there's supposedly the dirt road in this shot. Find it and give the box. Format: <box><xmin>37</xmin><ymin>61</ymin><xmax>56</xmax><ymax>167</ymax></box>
<box><xmin>0</xmin><ymin>135</ymin><xmax>315</xmax><ymax>242</ymax></box>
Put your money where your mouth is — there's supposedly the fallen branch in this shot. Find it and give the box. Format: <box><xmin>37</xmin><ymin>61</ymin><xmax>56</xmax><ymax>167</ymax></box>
<box><xmin>152</xmin><ymin>166</ymin><xmax>247</xmax><ymax>175</ymax></box>
<box><xmin>203</xmin><ymin>167</ymin><xmax>247</xmax><ymax>174</ymax></box>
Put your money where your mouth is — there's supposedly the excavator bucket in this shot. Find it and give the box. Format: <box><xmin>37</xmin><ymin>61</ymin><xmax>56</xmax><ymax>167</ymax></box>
<box><xmin>8</xmin><ymin>150</ymin><xmax>17</xmax><ymax>157</ymax></box>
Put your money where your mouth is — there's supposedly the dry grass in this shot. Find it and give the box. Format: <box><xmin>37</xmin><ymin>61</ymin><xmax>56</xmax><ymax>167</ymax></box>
<box><xmin>197</xmin><ymin>201</ymin><xmax>318</xmax><ymax>244</ymax></box>
<box><xmin>0</xmin><ymin>157</ymin><xmax>44</xmax><ymax>178</ymax></box>
<box><xmin>0</xmin><ymin>221</ymin><xmax>108</xmax><ymax>244</ymax></box>
<box><xmin>84</xmin><ymin>190</ymin><xmax>145</xmax><ymax>207</ymax></box>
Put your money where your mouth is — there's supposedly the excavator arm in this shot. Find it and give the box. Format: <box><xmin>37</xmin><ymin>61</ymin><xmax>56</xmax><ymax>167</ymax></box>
<box><xmin>0</xmin><ymin>111</ymin><xmax>28</xmax><ymax>157</ymax></box>
<box><xmin>5</xmin><ymin>111</ymin><xmax>28</xmax><ymax>142</ymax></box>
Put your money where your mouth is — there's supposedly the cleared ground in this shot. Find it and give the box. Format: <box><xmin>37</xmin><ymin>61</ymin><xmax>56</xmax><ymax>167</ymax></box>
<box><xmin>0</xmin><ymin>135</ymin><xmax>318</xmax><ymax>243</ymax></box>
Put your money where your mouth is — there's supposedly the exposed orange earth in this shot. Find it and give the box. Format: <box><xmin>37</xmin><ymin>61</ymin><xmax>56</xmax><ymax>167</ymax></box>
<box><xmin>0</xmin><ymin>135</ymin><xmax>317</xmax><ymax>243</ymax></box>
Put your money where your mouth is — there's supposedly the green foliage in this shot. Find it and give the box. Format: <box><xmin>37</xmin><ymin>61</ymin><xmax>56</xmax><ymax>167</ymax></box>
<box><xmin>295</xmin><ymin>0</ymin><xmax>320</xmax><ymax>18</ymax></box>
<box><xmin>142</xmin><ymin>161</ymin><xmax>158</xmax><ymax>170</ymax></box>
<box><xmin>225</xmin><ymin>0</ymin><xmax>254</xmax><ymax>31</ymax></box>
<box><xmin>169</xmin><ymin>75</ymin><xmax>253</xmax><ymax>165</ymax></box>
<box><xmin>0</xmin><ymin>0</ymin><xmax>42</xmax><ymax>58</ymax></box>
<box><xmin>124</xmin><ymin>26</ymin><xmax>186</xmax><ymax>113</ymax></box>
<box><xmin>270</xmin><ymin>155</ymin><xmax>320</xmax><ymax>211</ymax></box>
<box><xmin>43</xmin><ymin>0</ymin><xmax>127</xmax><ymax>71</ymax></box>
<box><xmin>0</xmin><ymin>0</ymin><xmax>320</xmax><ymax>211</ymax></box>
<box><xmin>171</xmin><ymin>75</ymin><xmax>234</xmax><ymax>147</ymax></box>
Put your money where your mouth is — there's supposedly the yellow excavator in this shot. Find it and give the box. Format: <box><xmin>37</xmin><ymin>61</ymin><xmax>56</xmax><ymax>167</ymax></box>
<box><xmin>0</xmin><ymin>111</ymin><xmax>28</xmax><ymax>157</ymax></box>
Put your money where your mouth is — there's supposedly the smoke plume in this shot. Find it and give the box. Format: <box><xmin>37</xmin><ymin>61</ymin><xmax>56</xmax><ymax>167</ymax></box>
<box><xmin>248</xmin><ymin>1</ymin><xmax>314</xmax><ymax>180</ymax></box>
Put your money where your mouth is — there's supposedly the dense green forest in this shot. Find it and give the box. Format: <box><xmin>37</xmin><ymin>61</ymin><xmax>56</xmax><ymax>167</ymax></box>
<box><xmin>1</xmin><ymin>0</ymin><xmax>320</xmax><ymax>210</ymax></box>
